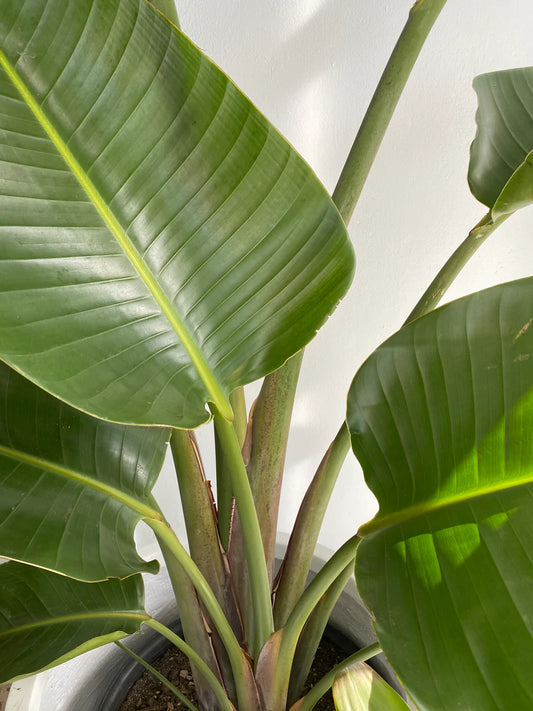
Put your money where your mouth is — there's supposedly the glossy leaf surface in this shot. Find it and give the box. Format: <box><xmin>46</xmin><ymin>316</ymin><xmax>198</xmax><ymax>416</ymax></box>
<box><xmin>333</xmin><ymin>663</ymin><xmax>410</xmax><ymax>711</ymax></box>
<box><xmin>0</xmin><ymin>360</ymin><xmax>168</xmax><ymax>580</ymax></box>
<box><xmin>469</xmin><ymin>67</ymin><xmax>533</xmax><ymax>217</ymax></box>
<box><xmin>0</xmin><ymin>561</ymin><xmax>148</xmax><ymax>683</ymax></box>
<box><xmin>0</xmin><ymin>0</ymin><xmax>353</xmax><ymax>428</ymax></box>
<box><xmin>348</xmin><ymin>278</ymin><xmax>533</xmax><ymax>710</ymax></box>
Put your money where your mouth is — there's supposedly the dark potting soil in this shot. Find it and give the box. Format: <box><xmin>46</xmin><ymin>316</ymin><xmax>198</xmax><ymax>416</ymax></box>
<box><xmin>119</xmin><ymin>638</ymin><xmax>347</xmax><ymax>710</ymax></box>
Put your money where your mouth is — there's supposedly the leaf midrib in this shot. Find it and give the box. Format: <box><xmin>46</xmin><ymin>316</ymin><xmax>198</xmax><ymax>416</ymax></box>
<box><xmin>0</xmin><ymin>611</ymin><xmax>150</xmax><ymax>639</ymax></box>
<box><xmin>0</xmin><ymin>47</ymin><xmax>232</xmax><ymax>421</ymax></box>
<box><xmin>0</xmin><ymin>443</ymin><xmax>161</xmax><ymax>520</ymax></box>
<box><xmin>359</xmin><ymin>472</ymin><xmax>533</xmax><ymax>537</ymax></box>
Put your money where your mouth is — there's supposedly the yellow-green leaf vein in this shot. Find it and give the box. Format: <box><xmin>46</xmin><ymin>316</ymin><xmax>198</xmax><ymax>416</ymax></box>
<box><xmin>0</xmin><ymin>443</ymin><xmax>161</xmax><ymax>520</ymax></box>
<box><xmin>359</xmin><ymin>473</ymin><xmax>533</xmax><ymax>537</ymax></box>
<box><xmin>0</xmin><ymin>47</ymin><xmax>233</xmax><ymax>422</ymax></box>
<box><xmin>0</xmin><ymin>612</ymin><xmax>150</xmax><ymax>639</ymax></box>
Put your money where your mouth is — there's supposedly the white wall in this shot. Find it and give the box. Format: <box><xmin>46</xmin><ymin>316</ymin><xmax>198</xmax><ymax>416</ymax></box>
<box><xmin>149</xmin><ymin>0</ymin><xmax>533</xmax><ymax>552</ymax></box>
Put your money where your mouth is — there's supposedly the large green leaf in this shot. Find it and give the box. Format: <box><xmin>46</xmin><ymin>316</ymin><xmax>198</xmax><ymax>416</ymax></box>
<box><xmin>0</xmin><ymin>561</ymin><xmax>148</xmax><ymax>683</ymax></box>
<box><xmin>332</xmin><ymin>663</ymin><xmax>410</xmax><ymax>711</ymax></box>
<box><xmin>0</xmin><ymin>359</ymin><xmax>168</xmax><ymax>580</ymax></box>
<box><xmin>0</xmin><ymin>0</ymin><xmax>353</xmax><ymax>428</ymax></box>
<box><xmin>469</xmin><ymin>67</ymin><xmax>533</xmax><ymax>217</ymax></box>
<box><xmin>348</xmin><ymin>278</ymin><xmax>533</xmax><ymax>710</ymax></box>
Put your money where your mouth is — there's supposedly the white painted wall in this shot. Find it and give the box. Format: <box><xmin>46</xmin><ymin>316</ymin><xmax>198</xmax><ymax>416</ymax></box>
<box><xmin>148</xmin><ymin>0</ymin><xmax>533</xmax><ymax>553</ymax></box>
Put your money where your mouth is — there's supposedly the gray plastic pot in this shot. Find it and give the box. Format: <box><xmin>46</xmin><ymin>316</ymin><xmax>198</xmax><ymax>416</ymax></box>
<box><xmin>6</xmin><ymin>541</ymin><xmax>401</xmax><ymax>710</ymax></box>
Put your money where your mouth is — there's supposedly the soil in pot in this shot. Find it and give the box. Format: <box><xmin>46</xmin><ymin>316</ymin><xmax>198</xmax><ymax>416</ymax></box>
<box><xmin>119</xmin><ymin>637</ymin><xmax>347</xmax><ymax>711</ymax></box>
<box><xmin>119</xmin><ymin>645</ymin><xmax>197</xmax><ymax>710</ymax></box>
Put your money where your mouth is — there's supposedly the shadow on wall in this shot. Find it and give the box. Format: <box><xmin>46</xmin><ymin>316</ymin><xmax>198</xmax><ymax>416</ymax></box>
<box><xmin>179</xmin><ymin>0</ymin><xmax>395</xmax><ymax>187</ymax></box>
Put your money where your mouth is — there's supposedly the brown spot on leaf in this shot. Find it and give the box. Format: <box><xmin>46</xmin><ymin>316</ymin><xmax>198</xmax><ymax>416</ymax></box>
<box><xmin>514</xmin><ymin>318</ymin><xmax>533</xmax><ymax>341</ymax></box>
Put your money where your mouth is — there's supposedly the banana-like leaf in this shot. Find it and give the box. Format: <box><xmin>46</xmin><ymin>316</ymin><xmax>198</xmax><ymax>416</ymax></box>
<box><xmin>0</xmin><ymin>0</ymin><xmax>353</xmax><ymax>428</ymax></box>
<box><xmin>0</xmin><ymin>359</ymin><xmax>168</xmax><ymax>581</ymax></box>
<box><xmin>0</xmin><ymin>561</ymin><xmax>149</xmax><ymax>683</ymax></box>
<box><xmin>348</xmin><ymin>278</ymin><xmax>533</xmax><ymax>710</ymax></box>
<box><xmin>469</xmin><ymin>67</ymin><xmax>533</xmax><ymax>218</ymax></box>
<box><xmin>333</xmin><ymin>662</ymin><xmax>410</xmax><ymax>711</ymax></box>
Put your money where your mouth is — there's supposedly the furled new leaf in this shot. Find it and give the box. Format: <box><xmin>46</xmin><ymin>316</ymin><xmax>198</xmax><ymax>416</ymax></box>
<box><xmin>0</xmin><ymin>359</ymin><xmax>168</xmax><ymax>581</ymax></box>
<box><xmin>348</xmin><ymin>278</ymin><xmax>533</xmax><ymax>710</ymax></box>
<box><xmin>332</xmin><ymin>662</ymin><xmax>410</xmax><ymax>711</ymax></box>
<box><xmin>0</xmin><ymin>0</ymin><xmax>353</xmax><ymax>428</ymax></box>
<box><xmin>469</xmin><ymin>67</ymin><xmax>533</xmax><ymax>218</ymax></box>
<box><xmin>0</xmin><ymin>561</ymin><xmax>149</xmax><ymax>683</ymax></box>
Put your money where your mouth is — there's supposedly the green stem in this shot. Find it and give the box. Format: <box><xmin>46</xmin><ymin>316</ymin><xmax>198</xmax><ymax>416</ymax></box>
<box><xmin>274</xmin><ymin>423</ymin><xmax>351</xmax><ymax>628</ymax></box>
<box><xmin>148</xmin><ymin>496</ymin><xmax>224</xmax><ymax>707</ymax></box>
<box><xmin>289</xmin><ymin>643</ymin><xmax>382</xmax><ymax>711</ymax></box>
<box><xmin>287</xmin><ymin>561</ymin><xmax>355</xmax><ymax>707</ymax></box>
<box><xmin>230</xmin><ymin>386</ymin><xmax>248</xmax><ymax>449</ymax></box>
<box><xmin>332</xmin><ymin>0</ymin><xmax>448</xmax><ymax>225</ymax></box>
<box><xmin>263</xmin><ymin>537</ymin><xmax>360</xmax><ymax>710</ymax></box>
<box><xmin>282</xmin><ymin>536</ymin><xmax>360</xmax><ymax>652</ymax></box>
<box><xmin>146</xmin><ymin>518</ymin><xmax>254</xmax><ymax>709</ymax></box>
<box><xmin>252</xmin><ymin>0</ymin><xmax>447</xmax><ymax>644</ymax></box>
<box><xmin>215</xmin><ymin>429</ymin><xmax>234</xmax><ymax>551</ymax></box>
<box><xmin>215</xmin><ymin>388</ymin><xmax>248</xmax><ymax>548</ymax></box>
<box><xmin>167</xmin><ymin>433</ymin><xmax>242</xmax><ymax>702</ymax></box>
<box><xmin>228</xmin><ymin>351</ymin><xmax>303</xmax><ymax>653</ymax></box>
<box><xmin>284</xmin><ymin>5</ymin><xmax>449</xmax><ymax>580</ymax></box>
<box><xmin>404</xmin><ymin>211</ymin><xmax>507</xmax><ymax>324</ymax></box>
<box><xmin>211</xmin><ymin>405</ymin><xmax>274</xmax><ymax>657</ymax></box>
<box><xmin>246</xmin><ymin>350</ymin><xmax>304</xmax><ymax>584</ymax></box>
<box><xmin>170</xmin><ymin>429</ymin><xmax>225</xmax><ymax>590</ymax></box>
<box><xmin>114</xmin><ymin>641</ymin><xmax>199</xmax><ymax>711</ymax></box>
<box><xmin>144</xmin><ymin>621</ymin><xmax>234</xmax><ymax>711</ymax></box>
<box><xmin>170</xmin><ymin>429</ymin><xmax>242</xmax><ymax>637</ymax></box>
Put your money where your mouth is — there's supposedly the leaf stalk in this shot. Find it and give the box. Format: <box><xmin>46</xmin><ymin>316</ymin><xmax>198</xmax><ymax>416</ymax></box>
<box><xmin>274</xmin><ymin>423</ymin><xmax>351</xmax><ymax>628</ymax></box>
<box><xmin>332</xmin><ymin>0</ymin><xmax>448</xmax><ymax>225</ymax></box>
<box><xmin>286</xmin><ymin>561</ymin><xmax>355</xmax><ymax>707</ymax></box>
<box><xmin>146</xmin><ymin>518</ymin><xmax>255</xmax><ymax>709</ymax></box>
<box><xmin>261</xmin><ymin>537</ymin><xmax>360</xmax><ymax>710</ymax></box>
<box><xmin>404</xmin><ymin>211</ymin><xmax>508</xmax><ymax>324</ymax></box>
<box><xmin>210</xmin><ymin>406</ymin><xmax>274</xmax><ymax>657</ymax></box>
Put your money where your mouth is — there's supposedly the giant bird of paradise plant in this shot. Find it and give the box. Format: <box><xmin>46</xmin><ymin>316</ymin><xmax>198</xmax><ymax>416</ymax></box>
<box><xmin>0</xmin><ymin>1</ymin><xmax>533</xmax><ymax>709</ymax></box>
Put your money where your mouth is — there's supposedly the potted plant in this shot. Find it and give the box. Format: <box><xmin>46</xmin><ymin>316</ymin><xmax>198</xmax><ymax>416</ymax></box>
<box><xmin>1</xmin><ymin>0</ymin><xmax>533</xmax><ymax>709</ymax></box>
